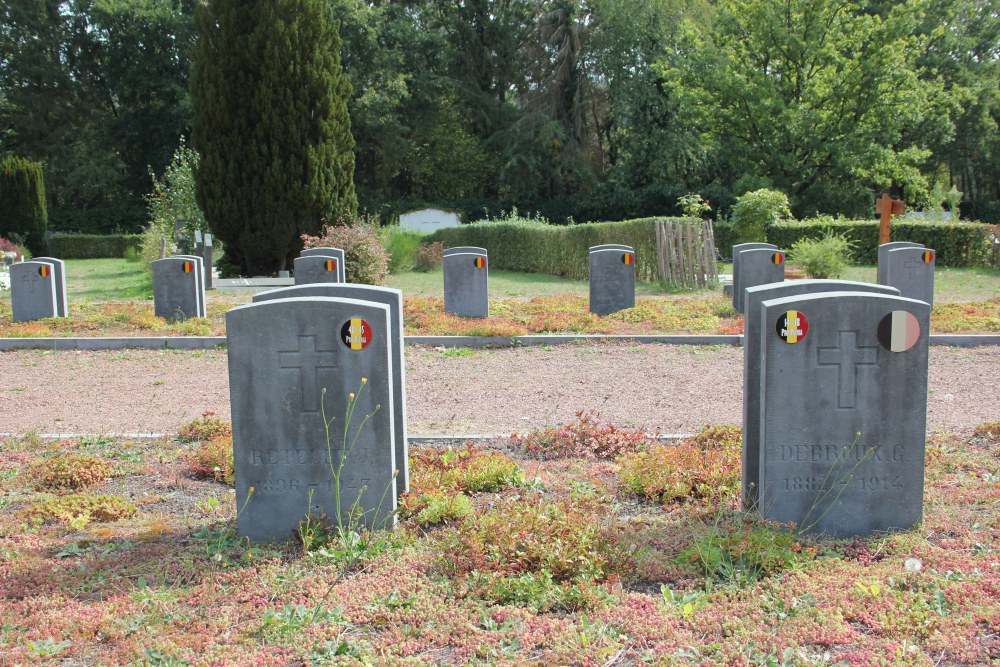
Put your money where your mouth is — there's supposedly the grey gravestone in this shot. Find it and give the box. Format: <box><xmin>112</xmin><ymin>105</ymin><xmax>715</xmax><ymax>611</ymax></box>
<box><xmin>742</xmin><ymin>280</ymin><xmax>900</xmax><ymax>510</ymax></box>
<box><xmin>732</xmin><ymin>243</ymin><xmax>778</xmax><ymax>312</ymax></box>
<box><xmin>443</xmin><ymin>248</ymin><xmax>489</xmax><ymax>318</ymax></box>
<box><xmin>254</xmin><ymin>284</ymin><xmax>409</xmax><ymax>494</ymax></box>
<box><xmin>10</xmin><ymin>261</ymin><xmax>58</xmax><ymax>322</ymax></box>
<box><xmin>32</xmin><ymin>257</ymin><xmax>68</xmax><ymax>317</ymax></box>
<box><xmin>757</xmin><ymin>291</ymin><xmax>929</xmax><ymax>537</ymax></box>
<box><xmin>734</xmin><ymin>247</ymin><xmax>785</xmax><ymax>313</ymax></box>
<box><xmin>203</xmin><ymin>234</ymin><xmax>214</xmax><ymax>290</ymax></box>
<box><xmin>301</xmin><ymin>247</ymin><xmax>346</xmax><ymax>282</ymax></box>
<box><xmin>174</xmin><ymin>255</ymin><xmax>207</xmax><ymax>317</ymax></box>
<box><xmin>294</xmin><ymin>255</ymin><xmax>343</xmax><ymax>286</ymax></box>
<box><xmin>152</xmin><ymin>256</ymin><xmax>202</xmax><ymax>319</ymax></box>
<box><xmin>227</xmin><ymin>297</ymin><xmax>396</xmax><ymax>542</ymax></box>
<box><xmin>877</xmin><ymin>242</ymin><xmax>923</xmax><ymax>285</ymax></box>
<box><xmin>589</xmin><ymin>245</ymin><xmax>636</xmax><ymax>315</ymax></box>
<box><xmin>883</xmin><ymin>246</ymin><xmax>936</xmax><ymax>307</ymax></box>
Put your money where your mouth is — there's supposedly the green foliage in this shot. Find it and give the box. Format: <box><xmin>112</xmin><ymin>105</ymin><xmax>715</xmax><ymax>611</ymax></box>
<box><xmin>0</xmin><ymin>157</ymin><xmax>48</xmax><ymax>255</ymax></box>
<box><xmin>187</xmin><ymin>436</ymin><xmax>235</xmax><ymax>486</ymax></box>
<box><xmin>302</xmin><ymin>217</ymin><xmax>390</xmax><ymax>285</ymax></box>
<box><xmin>414</xmin><ymin>242</ymin><xmax>444</xmax><ymax>272</ymax></box>
<box><xmin>678</xmin><ymin>194</ymin><xmax>712</xmax><ymax>218</ymax></box>
<box><xmin>25</xmin><ymin>493</ymin><xmax>137</xmax><ymax>524</ymax></box>
<box><xmin>142</xmin><ymin>138</ymin><xmax>206</xmax><ymax>269</ymax></box>
<box><xmin>191</xmin><ymin>0</ymin><xmax>357</xmax><ymax>276</ymax></box>
<box><xmin>380</xmin><ymin>227</ymin><xmax>424</xmax><ymax>274</ymax></box>
<box><xmin>414</xmin><ymin>492</ymin><xmax>473</xmax><ymax>527</ymax></box>
<box><xmin>730</xmin><ymin>189</ymin><xmax>791</xmax><ymax>244</ymax></box>
<box><xmin>28</xmin><ymin>454</ymin><xmax>113</xmax><ymax>492</ymax></box>
<box><xmin>46</xmin><ymin>234</ymin><xmax>140</xmax><ymax>260</ymax></box>
<box><xmin>177</xmin><ymin>413</ymin><xmax>232</xmax><ymax>443</ymax></box>
<box><xmin>676</xmin><ymin>522</ymin><xmax>818</xmax><ymax>586</ymax></box>
<box><xmin>788</xmin><ymin>233</ymin><xmax>854</xmax><ymax>278</ymax></box>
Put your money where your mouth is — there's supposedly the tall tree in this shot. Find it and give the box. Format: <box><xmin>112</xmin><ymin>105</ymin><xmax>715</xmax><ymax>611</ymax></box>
<box><xmin>191</xmin><ymin>0</ymin><xmax>357</xmax><ymax>275</ymax></box>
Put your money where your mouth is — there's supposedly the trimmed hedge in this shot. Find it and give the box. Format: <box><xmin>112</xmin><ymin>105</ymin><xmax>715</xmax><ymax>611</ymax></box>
<box><xmin>426</xmin><ymin>217</ymin><xmax>705</xmax><ymax>282</ymax></box>
<box><xmin>765</xmin><ymin>220</ymin><xmax>993</xmax><ymax>267</ymax></box>
<box><xmin>47</xmin><ymin>233</ymin><xmax>141</xmax><ymax>259</ymax></box>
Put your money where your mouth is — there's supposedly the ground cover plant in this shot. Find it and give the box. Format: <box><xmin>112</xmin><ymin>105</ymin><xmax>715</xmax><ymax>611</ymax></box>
<box><xmin>1</xmin><ymin>417</ymin><xmax>998</xmax><ymax>664</ymax></box>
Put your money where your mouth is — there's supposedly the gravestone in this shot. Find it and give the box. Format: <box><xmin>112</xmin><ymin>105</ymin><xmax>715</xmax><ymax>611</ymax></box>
<box><xmin>589</xmin><ymin>245</ymin><xmax>636</xmax><ymax>315</ymax></box>
<box><xmin>742</xmin><ymin>280</ymin><xmax>900</xmax><ymax>510</ymax></box>
<box><xmin>152</xmin><ymin>256</ymin><xmax>203</xmax><ymax>319</ymax></box>
<box><xmin>757</xmin><ymin>291</ymin><xmax>929</xmax><ymax>537</ymax></box>
<box><xmin>174</xmin><ymin>255</ymin><xmax>207</xmax><ymax>317</ymax></box>
<box><xmin>443</xmin><ymin>247</ymin><xmax>489</xmax><ymax>318</ymax></box>
<box><xmin>734</xmin><ymin>247</ymin><xmax>785</xmax><ymax>313</ymax></box>
<box><xmin>203</xmin><ymin>233</ymin><xmax>214</xmax><ymax>290</ymax></box>
<box><xmin>254</xmin><ymin>284</ymin><xmax>409</xmax><ymax>494</ymax></box>
<box><xmin>295</xmin><ymin>254</ymin><xmax>343</xmax><ymax>286</ymax></box>
<box><xmin>731</xmin><ymin>243</ymin><xmax>778</xmax><ymax>312</ymax></box>
<box><xmin>10</xmin><ymin>260</ymin><xmax>58</xmax><ymax>322</ymax></box>
<box><xmin>32</xmin><ymin>257</ymin><xmax>68</xmax><ymax>317</ymax></box>
<box><xmin>399</xmin><ymin>208</ymin><xmax>461</xmax><ymax>233</ymax></box>
<box><xmin>301</xmin><ymin>247</ymin><xmax>346</xmax><ymax>282</ymax></box>
<box><xmin>876</xmin><ymin>241</ymin><xmax>923</xmax><ymax>285</ymax></box>
<box><xmin>882</xmin><ymin>246</ymin><xmax>936</xmax><ymax>306</ymax></box>
<box><xmin>227</xmin><ymin>296</ymin><xmax>397</xmax><ymax>542</ymax></box>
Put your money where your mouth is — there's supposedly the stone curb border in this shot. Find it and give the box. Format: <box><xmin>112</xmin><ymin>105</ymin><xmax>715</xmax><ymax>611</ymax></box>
<box><xmin>0</xmin><ymin>333</ymin><xmax>998</xmax><ymax>351</ymax></box>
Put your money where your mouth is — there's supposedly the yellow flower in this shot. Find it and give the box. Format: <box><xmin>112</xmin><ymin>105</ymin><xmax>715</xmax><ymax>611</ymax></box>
<box><xmin>349</xmin><ymin>392</ymin><xmax>355</xmax><ymax>400</ymax></box>
<box><xmin>248</xmin><ymin>486</ymin><xmax>255</xmax><ymax>494</ymax></box>
<box><xmin>361</xmin><ymin>378</ymin><xmax>368</xmax><ymax>385</ymax></box>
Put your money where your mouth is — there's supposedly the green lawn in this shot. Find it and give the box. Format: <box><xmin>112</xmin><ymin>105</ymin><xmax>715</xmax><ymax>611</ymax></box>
<box><xmin>0</xmin><ymin>258</ymin><xmax>153</xmax><ymax>308</ymax></box>
<box><xmin>386</xmin><ymin>269</ymin><xmax>675</xmax><ymax>297</ymax></box>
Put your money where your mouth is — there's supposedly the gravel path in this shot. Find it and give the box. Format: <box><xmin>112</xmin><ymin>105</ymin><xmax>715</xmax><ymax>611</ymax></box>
<box><xmin>1</xmin><ymin>342</ymin><xmax>998</xmax><ymax>436</ymax></box>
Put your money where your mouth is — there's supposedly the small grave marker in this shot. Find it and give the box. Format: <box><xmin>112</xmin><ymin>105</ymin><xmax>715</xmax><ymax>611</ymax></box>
<box><xmin>876</xmin><ymin>241</ymin><xmax>923</xmax><ymax>285</ymax></box>
<box><xmin>731</xmin><ymin>243</ymin><xmax>777</xmax><ymax>312</ymax></box>
<box><xmin>10</xmin><ymin>260</ymin><xmax>58</xmax><ymax>322</ymax></box>
<box><xmin>152</xmin><ymin>256</ymin><xmax>204</xmax><ymax>320</ymax></box>
<box><xmin>443</xmin><ymin>247</ymin><xmax>489</xmax><ymax>318</ymax></box>
<box><xmin>174</xmin><ymin>255</ymin><xmax>207</xmax><ymax>317</ymax></box>
<box><xmin>294</xmin><ymin>254</ymin><xmax>343</xmax><ymax>286</ymax></box>
<box><xmin>31</xmin><ymin>257</ymin><xmax>68</xmax><ymax>317</ymax></box>
<box><xmin>227</xmin><ymin>296</ymin><xmax>397</xmax><ymax>542</ymax></box>
<box><xmin>734</xmin><ymin>246</ymin><xmax>784</xmax><ymax>313</ymax></box>
<box><xmin>301</xmin><ymin>247</ymin><xmax>346</xmax><ymax>282</ymax></box>
<box><xmin>589</xmin><ymin>244</ymin><xmax>636</xmax><ymax>315</ymax></box>
<box><xmin>756</xmin><ymin>291</ymin><xmax>929</xmax><ymax>537</ymax></box>
<box><xmin>883</xmin><ymin>246</ymin><xmax>936</xmax><ymax>306</ymax></box>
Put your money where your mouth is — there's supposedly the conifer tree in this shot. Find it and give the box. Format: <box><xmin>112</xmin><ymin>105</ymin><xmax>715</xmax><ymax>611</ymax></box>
<box><xmin>0</xmin><ymin>157</ymin><xmax>48</xmax><ymax>256</ymax></box>
<box><xmin>190</xmin><ymin>0</ymin><xmax>357</xmax><ymax>276</ymax></box>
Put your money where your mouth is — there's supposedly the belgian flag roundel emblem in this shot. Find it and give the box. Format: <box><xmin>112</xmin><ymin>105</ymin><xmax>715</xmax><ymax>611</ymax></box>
<box><xmin>922</xmin><ymin>250</ymin><xmax>935</xmax><ymax>264</ymax></box>
<box><xmin>474</xmin><ymin>256</ymin><xmax>486</xmax><ymax>269</ymax></box>
<box><xmin>38</xmin><ymin>265</ymin><xmax>50</xmax><ymax>278</ymax></box>
<box><xmin>877</xmin><ymin>310</ymin><xmax>920</xmax><ymax>352</ymax></box>
<box><xmin>771</xmin><ymin>252</ymin><xmax>785</xmax><ymax>265</ymax></box>
<box><xmin>622</xmin><ymin>252</ymin><xmax>634</xmax><ymax>265</ymax></box>
<box><xmin>340</xmin><ymin>318</ymin><xmax>372</xmax><ymax>350</ymax></box>
<box><xmin>182</xmin><ymin>261</ymin><xmax>194</xmax><ymax>273</ymax></box>
<box><xmin>325</xmin><ymin>259</ymin><xmax>336</xmax><ymax>272</ymax></box>
<box><xmin>776</xmin><ymin>310</ymin><xmax>808</xmax><ymax>343</ymax></box>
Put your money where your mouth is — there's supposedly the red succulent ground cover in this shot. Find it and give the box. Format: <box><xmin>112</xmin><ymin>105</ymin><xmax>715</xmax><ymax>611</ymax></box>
<box><xmin>1</xmin><ymin>419</ymin><xmax>998</xmax><ymax>665</ymax></box>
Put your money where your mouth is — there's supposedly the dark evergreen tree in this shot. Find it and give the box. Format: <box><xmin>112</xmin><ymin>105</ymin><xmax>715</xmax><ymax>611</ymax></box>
<box><xmin>190</xmin><ymin>0</ymin><xmax>357</xmax><ymax>276</ymax></box>
<box><xmin>0</xmin><ymin>157</ymin><xmax>48</xmax><ymax>256</ymax></box>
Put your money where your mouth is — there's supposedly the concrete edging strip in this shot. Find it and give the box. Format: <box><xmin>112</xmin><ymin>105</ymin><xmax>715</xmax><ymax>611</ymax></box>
<box><xmin>0</xmin><ymin>333</ymin><xmax>997</xmax><ymax>351</ymax></box>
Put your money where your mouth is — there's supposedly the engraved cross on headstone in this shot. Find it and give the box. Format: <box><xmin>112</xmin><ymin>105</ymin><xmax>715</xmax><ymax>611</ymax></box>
<box><xmin>817</xmin><ymin>331</ymin><xmax>878</xmax><ymax>409</ymax></box>
<box><xmin>278</xmin><ymin>335</ymin><xmax>339</xmax><ymax>413</ymax></box>
<box><xmin>903</xmin><ymin>255</ymin><xmax>923</xmax><ymax>280</ymax></box>
<box><xmin>21</xmin><ymin>272</ymin><xmax>40</xmax><ymax>294</ymax></box>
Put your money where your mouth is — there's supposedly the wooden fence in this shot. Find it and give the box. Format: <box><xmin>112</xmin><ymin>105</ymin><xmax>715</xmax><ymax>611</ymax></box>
<box><xmin>654</xmin><ymin>219</ymin><xmax>719</xmax><ymax>288</ymax></box>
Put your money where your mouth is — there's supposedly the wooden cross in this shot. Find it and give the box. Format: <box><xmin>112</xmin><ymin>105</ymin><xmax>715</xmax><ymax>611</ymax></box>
<box><xmin>875</xmin><ymin>194</ymin><xmax>905</xmax><ymax>245</ymax></box>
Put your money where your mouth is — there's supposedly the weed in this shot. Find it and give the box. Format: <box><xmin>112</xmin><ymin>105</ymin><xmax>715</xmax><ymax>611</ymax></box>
<box><xmin>28</xmin><ymin>453</ymin><xmax>113</xmax><ymax>491</ymax></box>
<box><xmin>186</xmin><ymin>434</ymin><xmax>234</xmax><ymax>485</ymax></box>
<box><xmin>414</xmin><ymin>491</ymin><xmax>473</xmax><ymax>526</ymax></box>
<box><xmin>25</xmin><ymin>493</ymin><xmax>137</xmax><ymax>524</ymax></box>
<box><xmin>177</xmin><ymin>412</ymin><xmax>232</xmax><ymax>442</ymax></box>
<box><xmin>512</xmin><ymin>409</ymin><xmax>651</xmax><ymax>460</ymax></box>
<box><xmin>260</xmin><ymin>603</ymin><xmax>343</xmax><ymax>635</ymax></box>
<box><xmin>414</xmin><ymin>241</ymin><xmax>444</xmax><ymax>272</ymax></box>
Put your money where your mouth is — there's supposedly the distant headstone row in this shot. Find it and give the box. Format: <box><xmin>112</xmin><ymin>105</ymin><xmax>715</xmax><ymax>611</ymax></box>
<box><xmin>442</xmin><ymin>244</ymin><xmax>637</xmax><ymax>318</ymax></box>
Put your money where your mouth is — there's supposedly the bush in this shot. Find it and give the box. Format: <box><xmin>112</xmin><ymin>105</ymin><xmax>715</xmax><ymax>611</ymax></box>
<box><xmin>0</xmin><ymin>156</ymin><xmax>48</xmax><ymax>256</ymax></box>
<box><xmin>302</xmin><ymin>215</ymin><xmax>390</xmax><ymax>285</ymax></box>
<box><xmin>414</xmin><ymin>241</ymin><xmax>444</xmax><ymax>272</ymax></box>
<box><xmin>730</xmin><ymin>189</ymin><xmax>792</xmax><ymax>244</ymax></box>
<box><xmin>789</xmin><ymin>233</ymin><xmax>854</xmax><ymax>278</ymax></box>
<box><xmin>381</xmin><ymin>226</ymin><xmax>424</xmax><ymax>273</ymax></box>
<box><xmin>28</xmin><ymin>454</ymin><xmax>114</xmax><ymax>491</ymax></box>
<box><xmin>178</xmin><ymin>412</ymin><xmax>232</xmax><ymax>443</ymax></box>
<box><xmin>46</xmin><ymin>233</ymin><xmax>141</xmax><ymax>259</ymax></box>
<box><xmin>511</xmin><ymin>410</ymin><xmax>651</xmax><ymax>460</ymax></box>
<box><xmin>0</xmin><ymin>236</ymin><xmax>25</xmax><ymax>263</ymax></box>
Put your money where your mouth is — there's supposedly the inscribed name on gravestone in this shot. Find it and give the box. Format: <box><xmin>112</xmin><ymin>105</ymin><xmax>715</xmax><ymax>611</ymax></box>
<box><xmin>589</xmin><ymin>244</ymin><xmax>635</xmax><ymax>315</ymax></box>
<box><xmin>876</xmin><ymin>242</ymin><xmax>923</xmax><ymax>285</ymax></box>
<box><xmin>32</xmin><ymin>257</ymin><xmax>68</xmax><ymax>317</ymax></box>
<box><xmin>10</xmin><ymin>261</ymin><xmax>58</xmax><ymax>322</ymax></box>
<box><xmin>443</xmin><ymin>247</ymin><xmax>489</xmax><ymax>318</ymax></box>
<box><xmin>883</xmin><ymin>246</ymin><xmax>936</xmax><ymax>307</ymax></box>
<box><xmin>731</xmin><ymin>243</ymin><xmax>777</xmax><ymax>312</ymax></box>
<box><xmin>734</xmin><ymin>247</ymin><xmax>784</xmax><ymax>313</ymax></box>
<box><xmin>227</xmin><ymin>297</ymin><xmax>396</xmax><ymax>542</ymax></box>
<box><xmin>742</xmin><ymin>280</ymin><xmax>900</xmax><ymax>510</ymax></box>
<box><xmin>152</xmin><ymin>257</ymin><xmax>202</xmax><ymax>320</ymax></box>
<box><xmin>174</xmin><ymin>255</ymin><xmax>207</xmax><ymax>317</ymax></box>
<box><xmin>399</xmin><ymin>208</ymin><xmax>461</xmax><ymax>233</ymax></box>
<box><xmin>295</xmin><ymin>254</ymin><xmax>343</xmax><ymax>286</ymax></box>
<box><xmin>757</xmin><ymin>292</ymin><xmax>929</xmax><ymax>538</ymax></box>
<box><xmin>301</xmin><ymin>247</ymin><xmax>346</xmax><ymax>282</ymax></box>
<box><xmin>253</xmin><ymin>284</ymin><xmax>409</xmax><ymax>495</ymax></box>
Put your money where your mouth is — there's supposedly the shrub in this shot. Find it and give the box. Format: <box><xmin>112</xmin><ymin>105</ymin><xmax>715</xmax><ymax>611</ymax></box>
<box><xmin>188</xmin><ymin>435</ymin><xmax>235</xmax><ymax>486</ymax></box>
<box><xmin>25</xmin><ymin>493</ymin><xmax>137</xmax><ymax>524</ymax></box>
<box><xmin>178</xmin><ymin>412</ymin><xmax>232</xmax><ymax>443</ymax></box>
<box><xmin>0</xmin><ymin>156</ymin><xmax>48</xmax><ymax>256</ymax></box>
<box><xmin>414</xmin><ymin>241</ymin><xmax>444</xmax><ymax>272</ymax></box>
<box><xmin>302</xmin><ymin>215</ymin><xmax>390</xmax><ymax>285</ymax></box>
<box><xmin>0</xmin><ymin>236</ymin><xmax>24</xmax><ymax>263</ymax></box>
<box><xmin>381</xmin><ymin>226</ymin><xmax>424</xmax><ymax>273</ymax></box>
<box><xmin>47</xmin><ymin>233</ymin><xmax>141</xmax><ymax>259</ymax></box>
<box><xmin>28</xmin><ymin>454</ymin><xmax>114</xmax><ymax>491</ymax></box>
<box><xmin>789</xmin><ymin>232</ymin><xmax>854</xmax><ymax>278</ymax></box>
<box><xmin>511</xmin><ymin>410</ymin><xmax>651</xmax><ymax>460</ymax></box>
<box><xmin>619</xmin><ymin>425</ymin><xmax>741</xmax><ymax>506</ymax></box>
<box><xmin>676</xmin><ymin>522</ymin><xmax>817</xmax><ymax>586</ymax></box>
<box><xmin>731</xmin><ymin>189</ymin><xmax>792</xmax><ymax>243</ymax></box>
